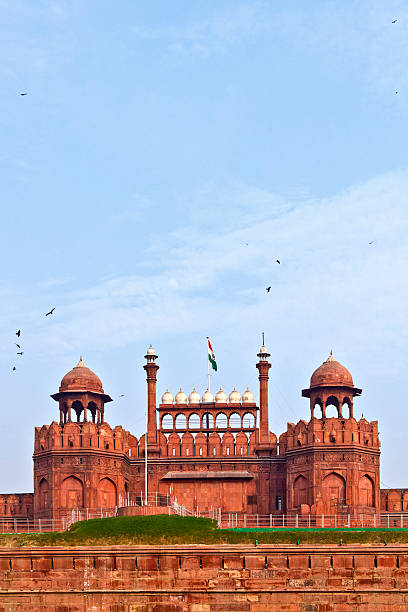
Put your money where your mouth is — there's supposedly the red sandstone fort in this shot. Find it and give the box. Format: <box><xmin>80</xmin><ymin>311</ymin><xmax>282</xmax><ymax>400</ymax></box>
<box><xmin>0</xmin><ymin>343</ymin><xmax>403</xmax><ymax>521</ymax></box>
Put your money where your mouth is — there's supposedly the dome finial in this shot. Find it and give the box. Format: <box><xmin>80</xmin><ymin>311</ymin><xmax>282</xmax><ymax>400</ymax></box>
<box><xmin>327</xmin><ymin>350</ymin><xmax>335</xmax><ymax>363</ymax></box>
<box><xmin>76</xmin><ymin>356</ymin><xmax>86</xmax><ymax>368</ymax></box>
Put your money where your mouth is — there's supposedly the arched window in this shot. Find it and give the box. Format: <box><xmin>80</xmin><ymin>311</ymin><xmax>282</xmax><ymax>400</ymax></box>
<box><xmin>242</xmin><ymin>412</ymin><xmax>255</xmax><ymax>428</ymax></box>
<box><xmin>72</xmin><ymin>400</ymin><xmax>84</xmax><ymax>422</ymax></box>
<box><xmin>202</xmin><ymin>413</ymin><xmax>214</xmax><ymax>429</ymax></box>
<box><xmin>161</xmin><ymin>414</ymin><xmax>173</xmax><ymax>430</ymax></box>
<box><xmin>175</xmin><ymin>413</ymin><xmax>187</xmax><ymax>429</ymax></box>
<box><xmin>313</xmin><ymin>399</ymin><xmax>322</xmax><ymax>418</ymax></box>
<box><xmin>342</xmin><ymin>397</ymin><xmax>351</xmax><ymax>419</ymax></box>
<box><xmin>229</xmin><ymin>412</ymin><xmax>241</xmax><ymax>428</ymax></box>
<box><xmin>325</xmin><ymin>396</ymin><xmax>339</xmax><ymax>418</ymax></box>
<box><xmin>87</xmin><ymin>401</ymin><xmax>98</xmax><ymax>423</ymax></box>
<box><xmin>215</xmin><ymin>413</ymin><xmax>227</xmax><ymax>428</ymax></box>
<box><xmin>188</xmin><ymin>413</ymin><xmax>200</xmax><ymax>429</ymax></box>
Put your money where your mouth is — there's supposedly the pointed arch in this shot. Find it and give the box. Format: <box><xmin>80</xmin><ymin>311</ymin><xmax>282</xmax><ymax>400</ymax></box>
<box><xmin>293</xmin><ymin>474</ymin><xmax>308</xmax><ymax>507</ymax></box>
<box><xmin>38</xmin><ymin>478</ymin><xmax>49</xmax><ymax>509</ymax></box>
<box><xmin>97</xmin><ymin>477</ymin><xmax>117</xmax><ymax>507</ymax></box>
<box><xmin>61</xmin><ymin>476</ymin><xmax>84</xmax><ymax>508</ymax></box>
<box><xmin>360</xmin><ymin>474</ymin><xmax>375</xmax><ymax>507</ymax></box>
<box><xmin>322</xmin><ymin>472</ymin><xmax>346</xmax><ymax>509</ymax></box>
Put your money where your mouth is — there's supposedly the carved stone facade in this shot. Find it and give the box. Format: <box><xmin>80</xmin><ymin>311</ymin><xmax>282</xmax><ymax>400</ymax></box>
<box><xmin>0</xmin><ymin>345</ymin><xmax>394</xmax><ymax>520</ymax></box>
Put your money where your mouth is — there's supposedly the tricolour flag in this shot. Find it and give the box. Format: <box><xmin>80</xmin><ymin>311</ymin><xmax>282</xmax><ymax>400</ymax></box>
<box><xmin>207</xmin><ymin>337</ymin><xmax>217</xmax><ymax>371</ymax></box>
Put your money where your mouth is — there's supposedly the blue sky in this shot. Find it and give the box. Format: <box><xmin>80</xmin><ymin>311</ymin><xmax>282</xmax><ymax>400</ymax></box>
<box><xmin>1</xmin><ymin>0</ymin><xmax>408</xmax><ymax>491</ymax></box>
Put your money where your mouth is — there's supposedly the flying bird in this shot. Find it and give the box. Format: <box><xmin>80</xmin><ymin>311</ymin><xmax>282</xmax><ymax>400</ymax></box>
<box><xmin>392</xmin><ymin>19</ymin><xmax>397</xmax><ymax>23</ymax></box>
<box><xmin>395</xmin><ymin>91</ymin><xmax>399</xmax><ymax>94</ymax></box>
<box><xmin>276</xmin><ymin>259</ymin><xmax>281</xmax><ymax>264</ymax></box>
<box><xmin>266</xmin><ymin>286</ymin><xmax>271</xmax><ymax>293</ymax></box>
<box><xmin>45</xmin><ymin>308</ymin><xmax>55</xmax><ymax>316</ymax></box>
<box><xmin>12</xmin><ymin>367</ymin><xmax>16</xmax><ymax>371</ymax></box>
<box><xmin>119</xmin><ymin>394</ymin><xmax>125</xmax><ymax>397</ymax></box>
<box><xmin>20</xmin><ymin>93</ymin><xmax>27</xmax><ymax>96</ymax></box>
<box><xmin>16</xmin><ymin>330</ymin><xmax>21</xmax><ymax>337</ymax></box>
<box><xmin>369</xmin><ymin>241</ymin><xmax>375</xmax><ymax>245</ymax></box>
<box><xmin>15</xmin><ymin>343</ymin><xmax>20</xmax><ymax>349</ymax></box>
<box><xmin>17</xmin><ymin>352</ymin><xmax>23</xmax><ymax>355</ymax></box>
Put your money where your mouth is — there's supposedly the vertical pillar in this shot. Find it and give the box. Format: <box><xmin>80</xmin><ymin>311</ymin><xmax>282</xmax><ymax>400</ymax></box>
<box><xmin>144</xmin><ymin>346</ymin><xmax>159</xmax><ymax>446</ymax></box>
<box><xmin>256</xmin><ymin>342</ymin><xmax>271</xmax><ymax>445</ymax></box>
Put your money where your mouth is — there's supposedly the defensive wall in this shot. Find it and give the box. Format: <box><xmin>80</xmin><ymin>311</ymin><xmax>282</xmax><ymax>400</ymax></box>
<box><xmin>1</xmin><ymin>543</ymin><xmax>408</xmax><ymax>610</ymax></box>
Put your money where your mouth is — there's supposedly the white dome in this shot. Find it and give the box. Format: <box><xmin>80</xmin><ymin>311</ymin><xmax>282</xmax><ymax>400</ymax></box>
<box><xmin>229</xmin><ymin>388</ymin><xmax>241</xmax><ymax>403</ymax></box>
<box><xmin>175</xmin><ymin>388</ymin><xmax>187</xmax><ymax>404</ymax></box>
<box><xmin>161</xmin><ymin>389</ymin><xmax>173</xmax><ymax>404</ymax></box>
<box><xmin>201</xmin><ymin>388</ymin><xmax>214</xmax><ymax>403</ymax></box>
<box><xmin>189</xmin><ymin>388</ymin><xmax>200</xmax><ymax>404</ymax></box>
<box><xmin>146</xmin><ymin>345</ymin><xmax>156</xmax><ymax>355</ymax></box>
<box><xmin>242</xmin><ymin>387</ymin><xmax>255</xmax><ymax>403</ymax></box>
<box><xmin>215</xmin><ymin>388</ymin><xmax>227</xmax><ymax>403</ymax></box>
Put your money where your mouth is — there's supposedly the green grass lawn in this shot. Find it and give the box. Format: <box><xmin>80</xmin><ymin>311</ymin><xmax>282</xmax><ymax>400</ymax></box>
<box><xmin>1</xmin><ymin>514</ymin><xmax>408</xmax><ymax>547</ymax></box>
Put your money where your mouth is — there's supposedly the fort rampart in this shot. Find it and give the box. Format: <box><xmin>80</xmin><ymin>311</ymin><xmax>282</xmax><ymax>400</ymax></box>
<box><xmin>1</xmin><ymin>544</ymin><xmax>408</xmax><ymax>610</ymax></box>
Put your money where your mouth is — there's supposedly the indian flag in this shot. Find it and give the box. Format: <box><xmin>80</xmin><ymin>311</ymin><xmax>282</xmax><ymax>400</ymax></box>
<box><xmin>207</xmin><ymin>337</ymin><xmax>217</xmax><ymax>371</ymax></box>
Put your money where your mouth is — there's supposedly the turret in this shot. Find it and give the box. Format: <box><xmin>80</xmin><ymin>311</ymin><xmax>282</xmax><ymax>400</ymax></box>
<box><xmin>143</xmin><ymin>345</ymin><xmax>160</xmax><ymax>451</ymax></box>
<box><xmin>256</xmin><ymin>338</ymin><xmax>271</xmax><ymax>444</ymax></box>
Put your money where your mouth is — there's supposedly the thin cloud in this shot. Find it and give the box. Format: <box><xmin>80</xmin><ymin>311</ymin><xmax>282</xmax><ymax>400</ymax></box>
<box><xmin>4</xmin><ymin>168</ymin><xmax>407</xmax><ymax>365</ymax></box>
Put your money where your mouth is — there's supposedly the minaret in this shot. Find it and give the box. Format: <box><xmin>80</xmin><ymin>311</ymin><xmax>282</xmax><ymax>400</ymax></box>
<box><xmin>143</xmin><ymin>345</ymin><xmax>159</xmax><ymax>449</ymax></box>
<box><xmin>256</xmin><ymin>335</ymin><xmax>271</xmax><ymax>445</ymax></box>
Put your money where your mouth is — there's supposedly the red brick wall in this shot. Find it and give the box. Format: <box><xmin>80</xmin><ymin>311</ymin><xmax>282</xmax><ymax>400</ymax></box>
<box><xmin>1</xmin><ymin>544</ymin><xmax>408</xmax><ymax>610</ymax></box>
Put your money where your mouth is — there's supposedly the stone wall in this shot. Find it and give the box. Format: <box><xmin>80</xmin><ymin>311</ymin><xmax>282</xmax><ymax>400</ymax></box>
<box><xmin>1</xmin><ymin>544</ymin><xmax>408</xmax><ymax>610</ymax></box>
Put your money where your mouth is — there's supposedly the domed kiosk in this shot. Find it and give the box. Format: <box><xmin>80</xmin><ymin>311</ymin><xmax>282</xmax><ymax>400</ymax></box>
<box><xmin>302</xmin><ymin>351</ymin><xmax>361</xmax><ymax>419</ymax></box>
<box><xmin>51</xmin><ymin>358</ymin><xmax>112</xmax><ymax>425</ymax></box>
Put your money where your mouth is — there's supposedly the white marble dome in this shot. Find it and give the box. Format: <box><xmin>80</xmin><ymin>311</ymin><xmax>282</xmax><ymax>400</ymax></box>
<box><xmin>189</xmin><ymin>388</ymin><xmax>200</xmax><ymax>404</ymax></box>
<box><xmin>229</xmin><ymin>388</ymin><xmax>241</xmax><ymax>403</ymax></box>
<box><xmin>242</xmin><ymin>387</ymin><xmax>255</xmax><ymax>403</ymax></box>
<box><xmin>175</xmin><ymin>388</ymin><xmax>187</xmax><ymax>404</ymax></box>
<box><xmin>215</xmin><ymin>388</ymin><xmax>228</xmax><ymax>403</ymax></box>
<box><xmin>201</xmin><ymin>388</ymin><xmax>214</xmax><ymax>403</ymax></box>
<box><xmin>161</xmin><ymin>389</ymin><xmax>173</xmax><ymax>404</ymax></box>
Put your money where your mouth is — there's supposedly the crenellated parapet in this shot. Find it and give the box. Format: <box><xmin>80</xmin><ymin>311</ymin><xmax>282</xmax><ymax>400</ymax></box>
<box><xmin>34</xmin><ymin>421</ymin><xmax>134</xmax><ymax>454</ymax></box>
<box><xmin>283</xmin><ymin>416</ymin><xmax>380</xmax><ymax>450</ymax></box>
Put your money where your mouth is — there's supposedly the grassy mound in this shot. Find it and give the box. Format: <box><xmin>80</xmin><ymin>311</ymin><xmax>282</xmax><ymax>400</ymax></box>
<box><xmin>1</xmin><ymin>514</ymin><xmax>408</xmax><ymax>547</ymax></box>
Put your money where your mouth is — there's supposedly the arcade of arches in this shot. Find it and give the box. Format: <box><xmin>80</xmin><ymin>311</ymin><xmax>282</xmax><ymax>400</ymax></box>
<box><xmin>0</xmin><ymin>348</ymin><xmax>400</xmax><ymax>520</ymax></box>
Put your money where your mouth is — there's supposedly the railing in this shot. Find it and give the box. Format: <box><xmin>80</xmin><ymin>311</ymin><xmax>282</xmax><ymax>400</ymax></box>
<box><xmin>2</xmin><ymin>504</ymin><xmax>408</xmax><ymax>534</ymax></box>
<box><xmin>118</xmin><ymin>492</ymin><xmax>170</xmax><ymax>507</ymax></box>
<box><xmin>0</xmin><ymin>517</ymin><xmax>68</xmax><ymax>533</ymax></box>
<box><xmin>212</xmin><ymin>513</ymin><xmax>408</xmax><ymax>529</ymax></box>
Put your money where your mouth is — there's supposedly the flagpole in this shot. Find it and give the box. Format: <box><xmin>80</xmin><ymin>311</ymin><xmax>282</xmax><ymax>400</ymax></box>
<box><xmin>207</xmin><ymin>337</ymin><xmax>210</xmax><ymax>392</ymax></box>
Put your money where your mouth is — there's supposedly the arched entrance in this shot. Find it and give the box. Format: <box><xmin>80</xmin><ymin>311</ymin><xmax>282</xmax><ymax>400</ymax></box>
<box><xmin>61</xmin><ymin>476</ymin><xmax>84</xmax><ymax>508</ymax></box>
<box><xmin>97</xmin><ymin>478</ymin><xmax>116</xmax><ymax>508</ymax></box>
<box><xmin>322</xmin><ymin>472</ymin><xmax>346</xmax><ymax>513</ymax></box>
<box><xmin>359</xmin><ymin>475</ymin><xmax>375</xmax><ymax>507</ymax></box>
<box><xmin>293</xmin><ymin>475</ymin><xmax>308</xmax><ymax>507</ymax></box>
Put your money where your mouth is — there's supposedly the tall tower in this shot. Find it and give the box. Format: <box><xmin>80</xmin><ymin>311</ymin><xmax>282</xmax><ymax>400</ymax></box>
<box><xmin>256</xmin><ymin>340</ymin><xmax>271</xmax><ymax>446</ymax></box>
<box><xmin>143</xmin><ymin>346</ymin><xmax>160</xmax><ymax>455</ymax></box>
<box><xmin>33</xmin><ymin>359</ymin><xmax>128</xmax><ymax>519</ymax></box>
<box><xmin>283</xmin><ymin>352</ymin><xmax>380</xmax><ymax>518</ymax></box>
